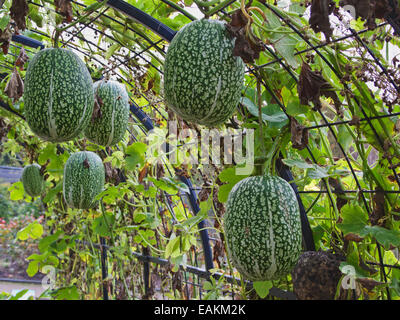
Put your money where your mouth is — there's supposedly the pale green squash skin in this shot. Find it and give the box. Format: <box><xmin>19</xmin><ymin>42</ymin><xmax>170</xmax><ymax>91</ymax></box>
<box><xmin>63</xmin><ymin>151</ymin><xmax>105</xmax><ymax>209</ymax></box>
<box><xmin>24</xmin><ymin>48</ymin><xmax>94</xmax><ymax>142</ymax></box>
<box><xmin>223</xmin><ymin>175</ymin><xmax>302</xmax><ymax>281</ymax></box>
<box><xmin>163</xmin><ymin>19</ymin><xmax>245</xmax><ymax>127</ymax></box>
<box><xmin>84</xmin><ymin>80</ymin><xmax>130</xmax><ymax>146</ymax></box>
<box><xmin>21</xmin><ymin>163</ymin><xmax>45</xmax><ymax>197</ymax></box>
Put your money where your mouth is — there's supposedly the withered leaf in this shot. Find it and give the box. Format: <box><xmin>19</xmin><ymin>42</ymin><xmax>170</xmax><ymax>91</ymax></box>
<box><xmin>54</xmin><ymin>0</ymin><xmax>73</xmax><ymax>23</ymax></box>
<box><xmin>370</xmin><ymin>187</ymin><xmax>385</xmax><ymax>226</ymax></box>
<box><xmin>4</xmin><ymin>68</ymin><xmax>24</xmax><ymax>102</ymax></box>
<box><xmin>357</xmin><ymin>278</ymin><xmax>384</xmax><ymax>292</ymax></box>
<box><xmin>212</xmin><ymin>239</ymin><xmax>225</xmax><ymax>268</ymax></box>
<box><xmin>298</xmin><ymin>62</ymin><xmax>342</xmax><ymax>114</ymax></box>
<box><xmin>309</xmin><ymin>0</ymin><xmax>335</xmax><ymax>41</ymax></box>
<box><xmin>226</xmin><ymin>9</ymin><xmax>265</xmax><ymax>64</ymax></box>
<box><xmin>344</xmin><ymin>233</ymin><xmax>364</xmax><ymax>242</ymax></box>
<box><xmin>15</xmin><ymin>48</ymin><xmax>28</xmax><ymax>69</ymax></box>
<box><xmin>328</xmin><ymin>177</ymin><xmax>348</xmax><ymax>211</ymax></box>
<box><xmin>229</xmin><ymin>8</ymin><xmax>248</xmax><ymax>32</ymax></box>
<box><xmin>138</xmin><ymin>163</ymin><xmax>149</xmax><ymax>183</ymax></box>
<box><xmin>198</xmin><ymin>185</ymin><xmax>211</xmax><ymax>202</ymax></box>
<box><xmin>10</xmin><ymin>0</ymin><xmax>29</xmax><ymax>31</ymax></box>
<box><xmin>290</xmin><ymin>116</ymin><xmax>309</xmax><ymax>150</ymax></box>
<box><xmin>0</xmin><ymin>24</ymin><xmax>12</xmax><ymax>54</ymax></box>
<box><xmin>339</xmin><ymin>0</ymin><xmax>393</xmax><ymax>31</ymax></box>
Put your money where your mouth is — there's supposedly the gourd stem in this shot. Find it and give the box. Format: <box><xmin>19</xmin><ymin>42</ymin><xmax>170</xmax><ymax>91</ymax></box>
<box><xmin>205</xmin><ymin>0</ymin><xmax>237</xmax><ymax>16</ymax></box>
<box><xmin>161</xmin><ymin>0</ymin><xmax>198</xmax><ymax>21</ymax></box>
<box><xmin>256</xmin><ymin>77</ymin><xmax>266</xmax><ymax>175</ymax></box>
<box><xmin>194</xmin><ymin>0</ymin><xmax>221</xmax><ymax>8</ymax></box>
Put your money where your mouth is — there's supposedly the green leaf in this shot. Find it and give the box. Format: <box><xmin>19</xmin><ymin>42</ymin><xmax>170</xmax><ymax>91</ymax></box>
<box><xmin>105</xmin><ymin>43</ymin><xmax>120</xmax><ymax>60</ymax></box>
<box><xmin>203</xmin><ymin>281</ymin><xmax>214</xmax><ymax>291</ymax></box>
<box><xmin>338</xmin><ymin>205</ymin><xmax>400</xmax><ymax>248</ymax></box>
<box><xmin>42</xmin><ymin>181</ymin><xmax>62</xmax><ymax>203</ymax></box>
<box><xmin>217</xmin><ymin>167</ymin><xmax>249</xmax><ymax>203</ymax></box>
<box><xmin>240</xmin><ymin>97</ymin><xmax>288</xmax><ymax>123</ymax></box>
<box><xmin>337</xmin><ymin>204</ymin><xmax>368</xmax><ymax>235</ymax></box>
<box><xmin>0</xmin><ymin>14</ymin><xmax>10</xmax><ymax>32</ymax></box>
<box><xmin>50</xmin><ymin>286</ymin><xmax>80</xmax><ymax>300</ymax></box>
<box><xmin>253</xmin><ymin>281</ymin><xmax>273</xmax><ymax>298</ymax></box>
<box><xmin>165</xmin><ymin>234</ymin><xmax>181</xmax><ymax>259</ymax></box>
<box><xmin>17</xmin><ymin>222</ymin><xmax>43</xmax><ymax>241</ymax></box>
<box><xmin>39</xmin><ymin>230</ymin><xmax>64</xmax><ymax>253</ymax></box>
<box><xmin>148</xmin><ymin>177</ymin><xmax>182</xmax><ymax>195</ymax></box>
<box><xmin>8</xmin><ymin>181</ymin><xmax>25</xmax><ymax>201</ymax></box>
<box><xmin>271</xmin><ymin>33</ymin><xmax>299</xmax><ymax>68</ymax></box>
<box><xmin>125</xmin><ymin>142</ymin><xmax>147</xmax><ymax>170</ymax></box>
<box><xmin>9</xmin><ymin>289</ymin><xmax>29</xmax><ymax>300</ymax></box>
<box><xmin>92</xmin><ymin>212</ymin><xmax>115</xmax><ymax>237</ymax></box>
<box><xmin>282</xmin><ymin>158</ymin><xmax>314</xmax><ymax>170</ymax></box>
<box><xmin>26</xmin><ymin>261</ymin><xmax>39</xmax><ymax>277</ymax></box>
<box><xmin>337</xmin><ymin>126</ymin><xmax>353</xmax><ymax>153</ymax></box>
<box><xmin>363</xmin><ymin>226</ymin><xmax>400</xmax><ymax>249</ymax></box>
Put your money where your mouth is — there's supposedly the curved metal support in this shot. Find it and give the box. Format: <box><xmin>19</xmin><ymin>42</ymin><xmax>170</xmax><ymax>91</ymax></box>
<box><xmin>106</xmin><ymin>0</ymin><xmax>176</xmax><ymax>42</ymax></box>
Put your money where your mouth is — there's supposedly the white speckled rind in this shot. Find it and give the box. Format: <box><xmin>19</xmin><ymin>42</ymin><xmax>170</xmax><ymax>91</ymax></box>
<box><xmin>84</xmin><ymin>80</ymin><xmax>130</xmax><ymax>146</ymax></box>
<box><xmin>63</xmin><ymin>151</ymin><xmax>105</xmax><ymax>209</ymax></box>
<box><xmin>224</xmin><ymin>175</ymin><xmax>302</xmax><ymax>281</ymax></box>
<box><xmin>163</xmin><ymin>19</ymin><xmax>245</xmax><ymax>127</ymax></box>
<box><xmin>24</xmin><ymin>48</ymin><xmax>94</xmax><ymax>142</ymax></box>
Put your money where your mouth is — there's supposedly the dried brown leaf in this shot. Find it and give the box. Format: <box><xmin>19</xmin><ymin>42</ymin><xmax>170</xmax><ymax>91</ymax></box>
<box><xmin>370</xmin><ymin>187</ymin><xmax>385</xmax><ymax>226</ymax></box>
<box><xmin>226</xmin><ymin>9</ymin><xmax>265</xmax><ymax>64</ymax></box>
<box><xmin>0</xmin><ymin>24</ymin><xmax>12</xmax><ymax>55</ymax></box>
<box><xmin>309</xmin><ymin>0</ymin><xmax>335</xmax><ymax>41</ymax></box>
<box><xmin>10</xmin><ymin>0</ymin><xmax>28</xmax><ymax>31</ymax></box>
<box><xmin>290</xmin><ymin>116</ymin><xmax>309</xmax><ymax>150</ymax></box>
<box><xmin>4</xmin><ymin>68</ymin><xmax>24</xmax><ymax>102</ymax></box>
<box><xmin>344</xmin><ymin>233</ymin><xmax>364</xmax><ymax>242</ymax></box>
<box><xmin>54</xmin><ymin>0</ymin><xmax>73</xmax><ymax>23</ymax></box>
<box><xmin>15</xmin><ymin>48</ymin><xmax>28</xmax><ymax>69</ymax></box>
<box><xmin>298</xmin><ymin>62</ymin><xmax>341</xmax><ymax>114</ymax></box>
<box><xmin>356</xmin><ymin>278</ymin><xmax>384</xmax><ymax>292</ymax></box>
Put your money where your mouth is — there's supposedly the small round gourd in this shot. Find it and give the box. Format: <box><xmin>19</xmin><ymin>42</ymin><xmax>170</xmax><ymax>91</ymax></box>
<box><xmin>163</xmin><ymin>19</ymin><xmax>245</xmax><ymax>127</ymax></box>
<box><xmin>23</xmin><ymin>48</ymin><xmax>94</xmax><ymax>142</ymax></box>
<box><xmin>21</xmin><ymin>163</ymin><xmax>45</xmax><ymax>197</ymax></box>
<box><xmin>84</xmin><ymin>80</ymin><xmax>130</xmax><ymax>146</ymax></box>
<box><xmin>63</xmin><ymin>151</ymin><xmax>105</xmax><ymax>209</ymax></box>
<box><xmin>223</xmin><ymin>175</ymin><xmax>302</xmax><ymax>281</ymax></box>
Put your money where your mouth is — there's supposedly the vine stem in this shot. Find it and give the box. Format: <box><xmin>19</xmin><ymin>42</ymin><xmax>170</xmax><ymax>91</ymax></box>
<box><xmin>160</xmin><ymin>0</ymin><xmax>197</xmax><ymax>21</ymax></box>
<box><xmin>256</xmin><ymin>76</ymin><xmax>266</xmax><ymax>175</ymax></box>
<box><xmin>99</xmin><ymin>201</ymin><xmax>133</xmax><ymax>299</ymax></box>
<box><xmin>53</xmin><ymin>0</ymin><xmax>109</xmax><ymax>48</ymax></box>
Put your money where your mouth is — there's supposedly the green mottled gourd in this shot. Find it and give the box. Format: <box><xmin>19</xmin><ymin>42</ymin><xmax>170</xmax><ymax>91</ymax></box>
<box><xmin>21</xmin><ymin>163</ymin><xmax>45</xmax><ymax>197</ymax></box>
<box><xmin>163</xmin><ymin>19</ymin><xmax>245</xmax><ymax>127</ymax></box>
<box><xmin>223</xmin><ymin>175</ymin><xmax>302</xmax><ymax>281</ymax></box>
<box><xmin>63</xmin><ymin>151</ymin><xmax>105</xmax><ymax>209</ymax></box>
<box><xmin>24</xmin><ymin>48</ymin><xmax>94</xmax><ymax>142</ymax></box>
<box><xmin>84</xmin><ymin>80</ymin><xmax>130</xmax><ymax>146</ymax></box>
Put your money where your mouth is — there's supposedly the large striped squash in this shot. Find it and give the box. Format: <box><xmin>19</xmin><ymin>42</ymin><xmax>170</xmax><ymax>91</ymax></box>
<box><xmin>24</xmin><ymin>48</ymin><xmax>94</xmax><ymax>142</ymax></box>
<box><xmin>223</xmin><ymin>175</ymin><xmax>302</xmax><ymax>281</ymax></box>
<box><xmin>163</xmin><ymin>19</ymin><xmax>245</xmax><ymax>127</ymax></box>
<box><xmin>63</xmin><ymin>151</ymin><xmax>105</xmax><ymax>209</ymax></box>
<box><xmin>84</xmin><ymin>80</ymin><xmax>130</xmax><ymax>146</ymax></box>
<box><xmin>21</xmin><ymin>163</ymin><xmax>45</xmax><ymax>198</ymax></box>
